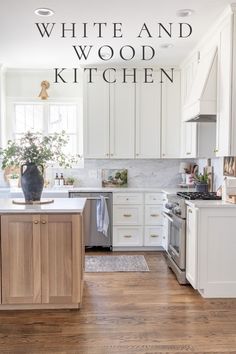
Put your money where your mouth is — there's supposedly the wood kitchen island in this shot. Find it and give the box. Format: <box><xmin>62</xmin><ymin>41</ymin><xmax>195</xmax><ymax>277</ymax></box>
<box><xmin>0</xmin><ymin>198</ymin><xmax>86</xmax><ymax>310</ymax></box>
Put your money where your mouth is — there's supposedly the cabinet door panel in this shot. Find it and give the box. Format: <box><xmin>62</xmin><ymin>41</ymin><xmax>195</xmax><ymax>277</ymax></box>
<box><xmin>1</xmin><ymin>215</ymin><xmax>41</xmax><ymax>304</ymax></box>
<box><xmin>110</xmin><ymin>71</ymin><xmax>135</xmax><ymax>158</ymax></box>
<box><xmin>41</xmin><ymin>214</ymin><xmax>81</xmax><ymax>304</ymax></box>
<box><xmin>161</xmin><ymin>70</ymin><xmax>181</xmax><ymax>158</ymax></box>
<box><xmin>83</xmin><ymin>72</ymin><xmax>110</xmax><ymax>158</ymax></box>
<box><xmin>216</xmin><ymin>18</ymin><xmax>232</xmax><ymax>156</ymax></box>
<box><xmin>136</xmin><ymin>71</ymin><xmax>161</xmax><ymax>158</ymax></box>
<box><xmin>186</xmin><ymin>207</ymin><xmax>198</xmax><ymax>289</ymax></box>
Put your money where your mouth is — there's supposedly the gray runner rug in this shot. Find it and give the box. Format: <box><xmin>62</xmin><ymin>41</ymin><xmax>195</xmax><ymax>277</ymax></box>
<box><xmin>85</xmin><ymin>255</ymin><xmax>149</xmax><ymax>272</ymax></box>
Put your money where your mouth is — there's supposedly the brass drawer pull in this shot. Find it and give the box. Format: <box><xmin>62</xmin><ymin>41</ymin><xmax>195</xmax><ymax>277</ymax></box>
<box><xmin>150</xmin><ymin>234</ymin><xmax>159</xmax><ymax>238</ymax></box>
<box><xmin>124</xmin><ymin>235</ymin><xmax>132</xmax><ymax>238</ymax></box>
<box><xmin>186</xmin><ymin>152</ymin><xmax>191</xmax><ymax>155</ymax></box>
<box><xmin>123</xmin><ymin>214</ymin><xmax>132</xmax><ymax>217</ymax></box>
<box><xmin>150</xmin><ymin>214</ymin><xmax>159</xmax><ymax>217</ymax></box>
<box><xmin>34</xmin><ymin>220</ymin><xmax>39</xmax><ymax>224</ymax></box>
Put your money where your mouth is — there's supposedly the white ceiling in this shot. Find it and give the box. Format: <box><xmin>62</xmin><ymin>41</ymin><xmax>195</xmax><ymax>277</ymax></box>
<box><xmin>0</xmin><ymin>0</ymin><xmax>233</xmax><ymax>68</ymax></box>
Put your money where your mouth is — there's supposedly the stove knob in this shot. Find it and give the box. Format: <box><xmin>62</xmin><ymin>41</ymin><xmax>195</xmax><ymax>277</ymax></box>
<box><xmin>173</xmin><ymin>207</ymin><xmax>182</xmax><ymax>215</ymax></box>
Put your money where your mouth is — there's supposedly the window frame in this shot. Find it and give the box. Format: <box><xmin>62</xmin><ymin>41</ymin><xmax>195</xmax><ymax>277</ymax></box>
<box><xmin>6</xmin><ymin>97</ymin><xmax>84</xmax><ymax>167</ymax></box>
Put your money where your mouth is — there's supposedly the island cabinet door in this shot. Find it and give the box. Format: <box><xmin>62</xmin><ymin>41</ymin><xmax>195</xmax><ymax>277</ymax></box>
<box><xmin>41</xmin><ymin>214</ymin><xmax>82</xmax><ymax>305</ymax></box>
<box><xmin>1</xmin><ymin>215</ymin><xmax>41</xmax><ymax>304</ymax></box>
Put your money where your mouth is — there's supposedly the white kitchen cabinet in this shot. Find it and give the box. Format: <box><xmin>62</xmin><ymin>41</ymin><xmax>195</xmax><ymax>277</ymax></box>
<box><xmin>181</xmin><ymin>122</ymin><xmax>197</xmax><ymax>158</ymax></box>
<box><xmin>186</xmin><ymin>203</ymin><xmax>236</xmax><ymax>298</ymax></box>
<box><xmin>144</xmin><ymin>227</ymin><xmax>162</xmax><ymax>247</ymax></box>
<box><xmin>135</xmin><ymin>71</ymin><xmax>161</xmax><ymax>158</ymax></box>
<box><xmin>113</xmin><ymin>192</ymin><xmax>164</xmax><ymax>250</ymax></box>
<box><xmin>110</xmin><ymin>71</ymin><xmax>135</xmax><ymax>158</ymax></box>
<box><xmin>113</xmin><ymin>205</ymin><xmax>143</xmax><ymax>226</ymax></box>
<box><xmin>216</xmin><ymin>15</ymin><xmax>233</xmax><ymax>156</ymax></box>
<box><xmin>186</xmin><ymin>206</ymin><xmax>198</xmax><ymax>289</ymax></box>
<box><xmin>83</xmin><ymin>71</ymin><xmax>110</xmax><ymax>158</ymax></box>
<box><xmin>161</xmin><ymin>70</ymin><xmax>181</xmax><ymax>158</ymax></box>
<box><xmin>113</xmin><ymin>227</ymin><xmax>143</xmax><ymax>247</ymax></box>
<box><xmin>145</xmin><ymin>205</ymin><xmax>163</xmax><ymax>226</ymax></box>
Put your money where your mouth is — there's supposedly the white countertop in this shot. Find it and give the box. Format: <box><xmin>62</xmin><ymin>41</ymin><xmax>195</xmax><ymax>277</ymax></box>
<box><xmin>0</xmin><ymin>186</ymin><xmax>195</xmax><ymax>195</ymax></box>
<box><xmin>185</xmin><ymin>199</ymin><xmax>236</xmax><ymax>208</ymax></box>
<box><xmin>0</xmin><ymin>198</ymin><xmax>87</xmax><ymax>214</ymax></box>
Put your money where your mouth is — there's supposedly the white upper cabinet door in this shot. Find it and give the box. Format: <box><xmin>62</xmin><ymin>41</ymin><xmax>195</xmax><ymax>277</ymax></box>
<box><xmin>83</xmin><ymin>71</ymin><xmax>110</xmax><ymax>158</ymax></box>
<box><xmin>181</xmin><ymin>122</ymin><xmax>197</xmax><ymax>158</ymax></box>
<box><xmin>135</xmin><ymin>71</ymin><xmax>161</xmax><ymax>158</ymax></box>
<box><xmin>161</xmin><ymin>70</ymin><xmax>181</xmax><ymax>158</ymax></box>
<box><xmin>110</xmin><ymin>71</ymin><xmax>135</xmax><ymax>158</ymax></box>
<box><xmin>216</xmin><ymin>17</ymin><xmax>233</xmax><ymax>157</ymax></box>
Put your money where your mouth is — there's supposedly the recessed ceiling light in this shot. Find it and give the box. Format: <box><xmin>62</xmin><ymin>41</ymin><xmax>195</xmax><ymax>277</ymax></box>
<box><xmin>159</xmin><ymin>43</ymin><xmax>174</xmax><ymax>49</ymax></box>
<box><xmin>34</xmin><ymin>8</ymin><xmax>54</xmax><ymax>16</ymax></box>
<box><xmin>176</xmin><ymin>9</ymin><xmax>194</xmax><ymax>17</ymax></box>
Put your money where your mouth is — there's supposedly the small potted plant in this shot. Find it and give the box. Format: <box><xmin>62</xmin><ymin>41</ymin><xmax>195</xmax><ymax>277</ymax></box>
<box><xmin>8</xmin><ymin>173</ymin><xmax>20</xmax><ymax>188</ymax></box>
<box><xmin>0</xmin><ymin>131</ymin><xmax>78</xmax><ymax>202</ymax></box>
<box><xmin>192</xmin><ymin>172</ymin><xmax>209</xmax><ymax>192</ymax></box>
<box><xmin>65</xmin><ymin>177</ymin><xmax>76</xmax><ymax>186</ymax></box>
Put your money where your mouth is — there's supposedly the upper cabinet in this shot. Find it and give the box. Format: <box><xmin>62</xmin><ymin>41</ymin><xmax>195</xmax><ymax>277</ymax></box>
<box><xmin>83</xmin><ymin>71</ymin><xmax>110</xmax><ymax>158</ymax></box>
<box><xmin>135</xmin><ymin>71</ymin><xmax>161</xmax><ymax>158</ymax></box>
<box><xmin>83</xmin><ymin>70</ymin><xmax>181</xmax><ymax>159</ymax></box>
<box><xmin>216</xmin><ymin>15</ymin><xmax>233</xmax><ymax>156</ymax></box>
<box><xmin>110</xmin><ymin>71</ymin><xmax>135</xmax><ymax>159</ymax></box>
<box><xmin>161</xmin><ymin>70</ymin><xmax>181</xmax><ymax>158</ymax></box>
<box><xmin>181</xmin><ymin>5</ymin><xmax>236</xmax><ymax>158</ymax></box>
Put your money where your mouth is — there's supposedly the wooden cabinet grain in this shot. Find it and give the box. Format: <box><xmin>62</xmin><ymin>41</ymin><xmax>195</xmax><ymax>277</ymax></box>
<box><xmin>1</xmin><ymin>215</ymin><xmax>41</xmax><ymax>304</ymax></box>
<box><xmin>0</xmin><ymin>213</ymin><xmax>84</xmax><ymax>309</ymax></box>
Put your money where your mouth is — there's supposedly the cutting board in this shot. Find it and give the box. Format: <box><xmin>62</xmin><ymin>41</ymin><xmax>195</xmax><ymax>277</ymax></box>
<box><xmin>204</xmin><ymin>165</ymin><xmax>214</xmax><ymax>192</ymax></box>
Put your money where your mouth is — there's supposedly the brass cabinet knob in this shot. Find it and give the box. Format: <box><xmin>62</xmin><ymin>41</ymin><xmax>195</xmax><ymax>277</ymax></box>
<box><xmin>214</xmin><ymin>148</ymin><xmax>219</xmax><ymax>153</ymax></box>
<box><xmin>34</xmin><ymin>220</ymin><xmax>39</xmax><ymax>224</ymax></box>
<box><xmin>41</xmin><ymin>220</ymin><xmax>47</xmax><ymax>224</ymax></box>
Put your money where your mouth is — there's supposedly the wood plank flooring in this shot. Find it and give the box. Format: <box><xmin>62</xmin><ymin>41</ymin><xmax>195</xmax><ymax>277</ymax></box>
<box><xmin>1</xmin><ymin>251</ymin><xmax>236</xmax><ymax>353</ymax></box>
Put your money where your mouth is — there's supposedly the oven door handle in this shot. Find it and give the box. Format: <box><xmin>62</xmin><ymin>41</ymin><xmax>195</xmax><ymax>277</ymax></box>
<box><xmin>162</xmin><ymin>212</ymin><xmax>173</xmax><ymax>223</ymax></box>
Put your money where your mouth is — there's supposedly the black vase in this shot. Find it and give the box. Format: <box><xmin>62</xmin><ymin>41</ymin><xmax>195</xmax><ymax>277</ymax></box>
<box><xmin>21</xmin><ymin>163</ymin><xmax>44</xmax><ymax>202</ymax></box>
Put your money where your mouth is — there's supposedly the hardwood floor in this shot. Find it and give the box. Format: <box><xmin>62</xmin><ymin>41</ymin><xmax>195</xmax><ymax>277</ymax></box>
<box><xmin>1</xmin><ymin>251</ymin><xmax>236</xmax><ymax>353</ymax></box>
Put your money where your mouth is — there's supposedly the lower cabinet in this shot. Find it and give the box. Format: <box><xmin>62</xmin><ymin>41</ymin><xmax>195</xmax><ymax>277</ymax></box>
<box><xmin>0</xmin><ymin>213</ymin><xmax>84</xmax><ymax>308</ymax></box>
<box><xmin>113</xmin><ymin>192</ymin><xmax>164</xmax><ymax>249</ymax></box>
<box><xmin>186</xmin><ymin>205</ymin><xmax>236</xmax><ymax>298</ymax></box>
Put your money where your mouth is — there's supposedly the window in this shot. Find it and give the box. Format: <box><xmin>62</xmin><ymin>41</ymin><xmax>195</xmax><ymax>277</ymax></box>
<box><xmin>12</xmin><ymin>102</ymin><xmax>81</xmax><ymax>157</ymax></box>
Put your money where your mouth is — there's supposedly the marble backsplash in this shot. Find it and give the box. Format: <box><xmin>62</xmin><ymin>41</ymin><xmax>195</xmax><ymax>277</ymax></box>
<box><xmin>50</xmin><ymin>159</ymin><xmax>185</xmax><ymax>188</ymax></box>
<box><xmin>0</xmin><ymin>159</ymin><xmax>186</xmax><ymax>188</ymax></box>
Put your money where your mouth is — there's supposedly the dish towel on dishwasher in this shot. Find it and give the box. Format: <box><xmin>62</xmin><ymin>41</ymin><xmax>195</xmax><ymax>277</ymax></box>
<box><xmin>96</xmin><ymin>195</ymin><xmax>109</xmax><ymax>237</ymax></box>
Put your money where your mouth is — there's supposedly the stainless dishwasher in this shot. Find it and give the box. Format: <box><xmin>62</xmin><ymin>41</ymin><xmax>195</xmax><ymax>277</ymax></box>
<box><xmin>69</xmin><ymin>191</ymin><xmax>112</xmax><ymax>249</ymax></box>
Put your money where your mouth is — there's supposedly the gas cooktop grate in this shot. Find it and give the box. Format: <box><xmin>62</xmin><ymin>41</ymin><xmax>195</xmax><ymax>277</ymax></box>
<box><xmin>176</xmin><ymin>192</ymin><xmax>222</xmax><ymax>200</ymax></box>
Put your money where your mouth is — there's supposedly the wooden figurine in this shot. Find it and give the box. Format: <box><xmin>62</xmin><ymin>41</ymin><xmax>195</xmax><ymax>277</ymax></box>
<box><xmin>38</xmin><ymin>80</ymin><xmax>50</xmax><ymax>100</ymax></box>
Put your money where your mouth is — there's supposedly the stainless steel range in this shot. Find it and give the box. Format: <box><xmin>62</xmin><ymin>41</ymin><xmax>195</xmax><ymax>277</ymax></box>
<box><xmin>163</xmin><ymin>191</ymin><xmax>221</xmax><ymax>284</ymax></box>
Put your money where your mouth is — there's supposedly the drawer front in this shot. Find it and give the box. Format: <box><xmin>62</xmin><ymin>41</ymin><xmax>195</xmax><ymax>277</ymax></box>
<box><xmin>145</xmin><ymin>193</ymin><xmax>165</xmax><ymax>205</ymax></box>
<box><xmin>113</xmin><ymin>227</ymin><xmax>143</xmax><ymax>246</ymax></box>
<box><xmin>145</xmin><ymin>205</ymin><xmax>163</xmax><ymax>225</ymax></box>
<box><xmin>113</xmin><ymin>205</ymin><xmax>143</xmax><ymax>225</ymax></box>
<box><xmin>113</xmin><ymin>193</ymin><xmax>143</xmax><ymax>205</ymax></box>
<box><xmin>144</xmin><ymin>227</ymin><xmax>163</xmax><ymax>246</ymax></box>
